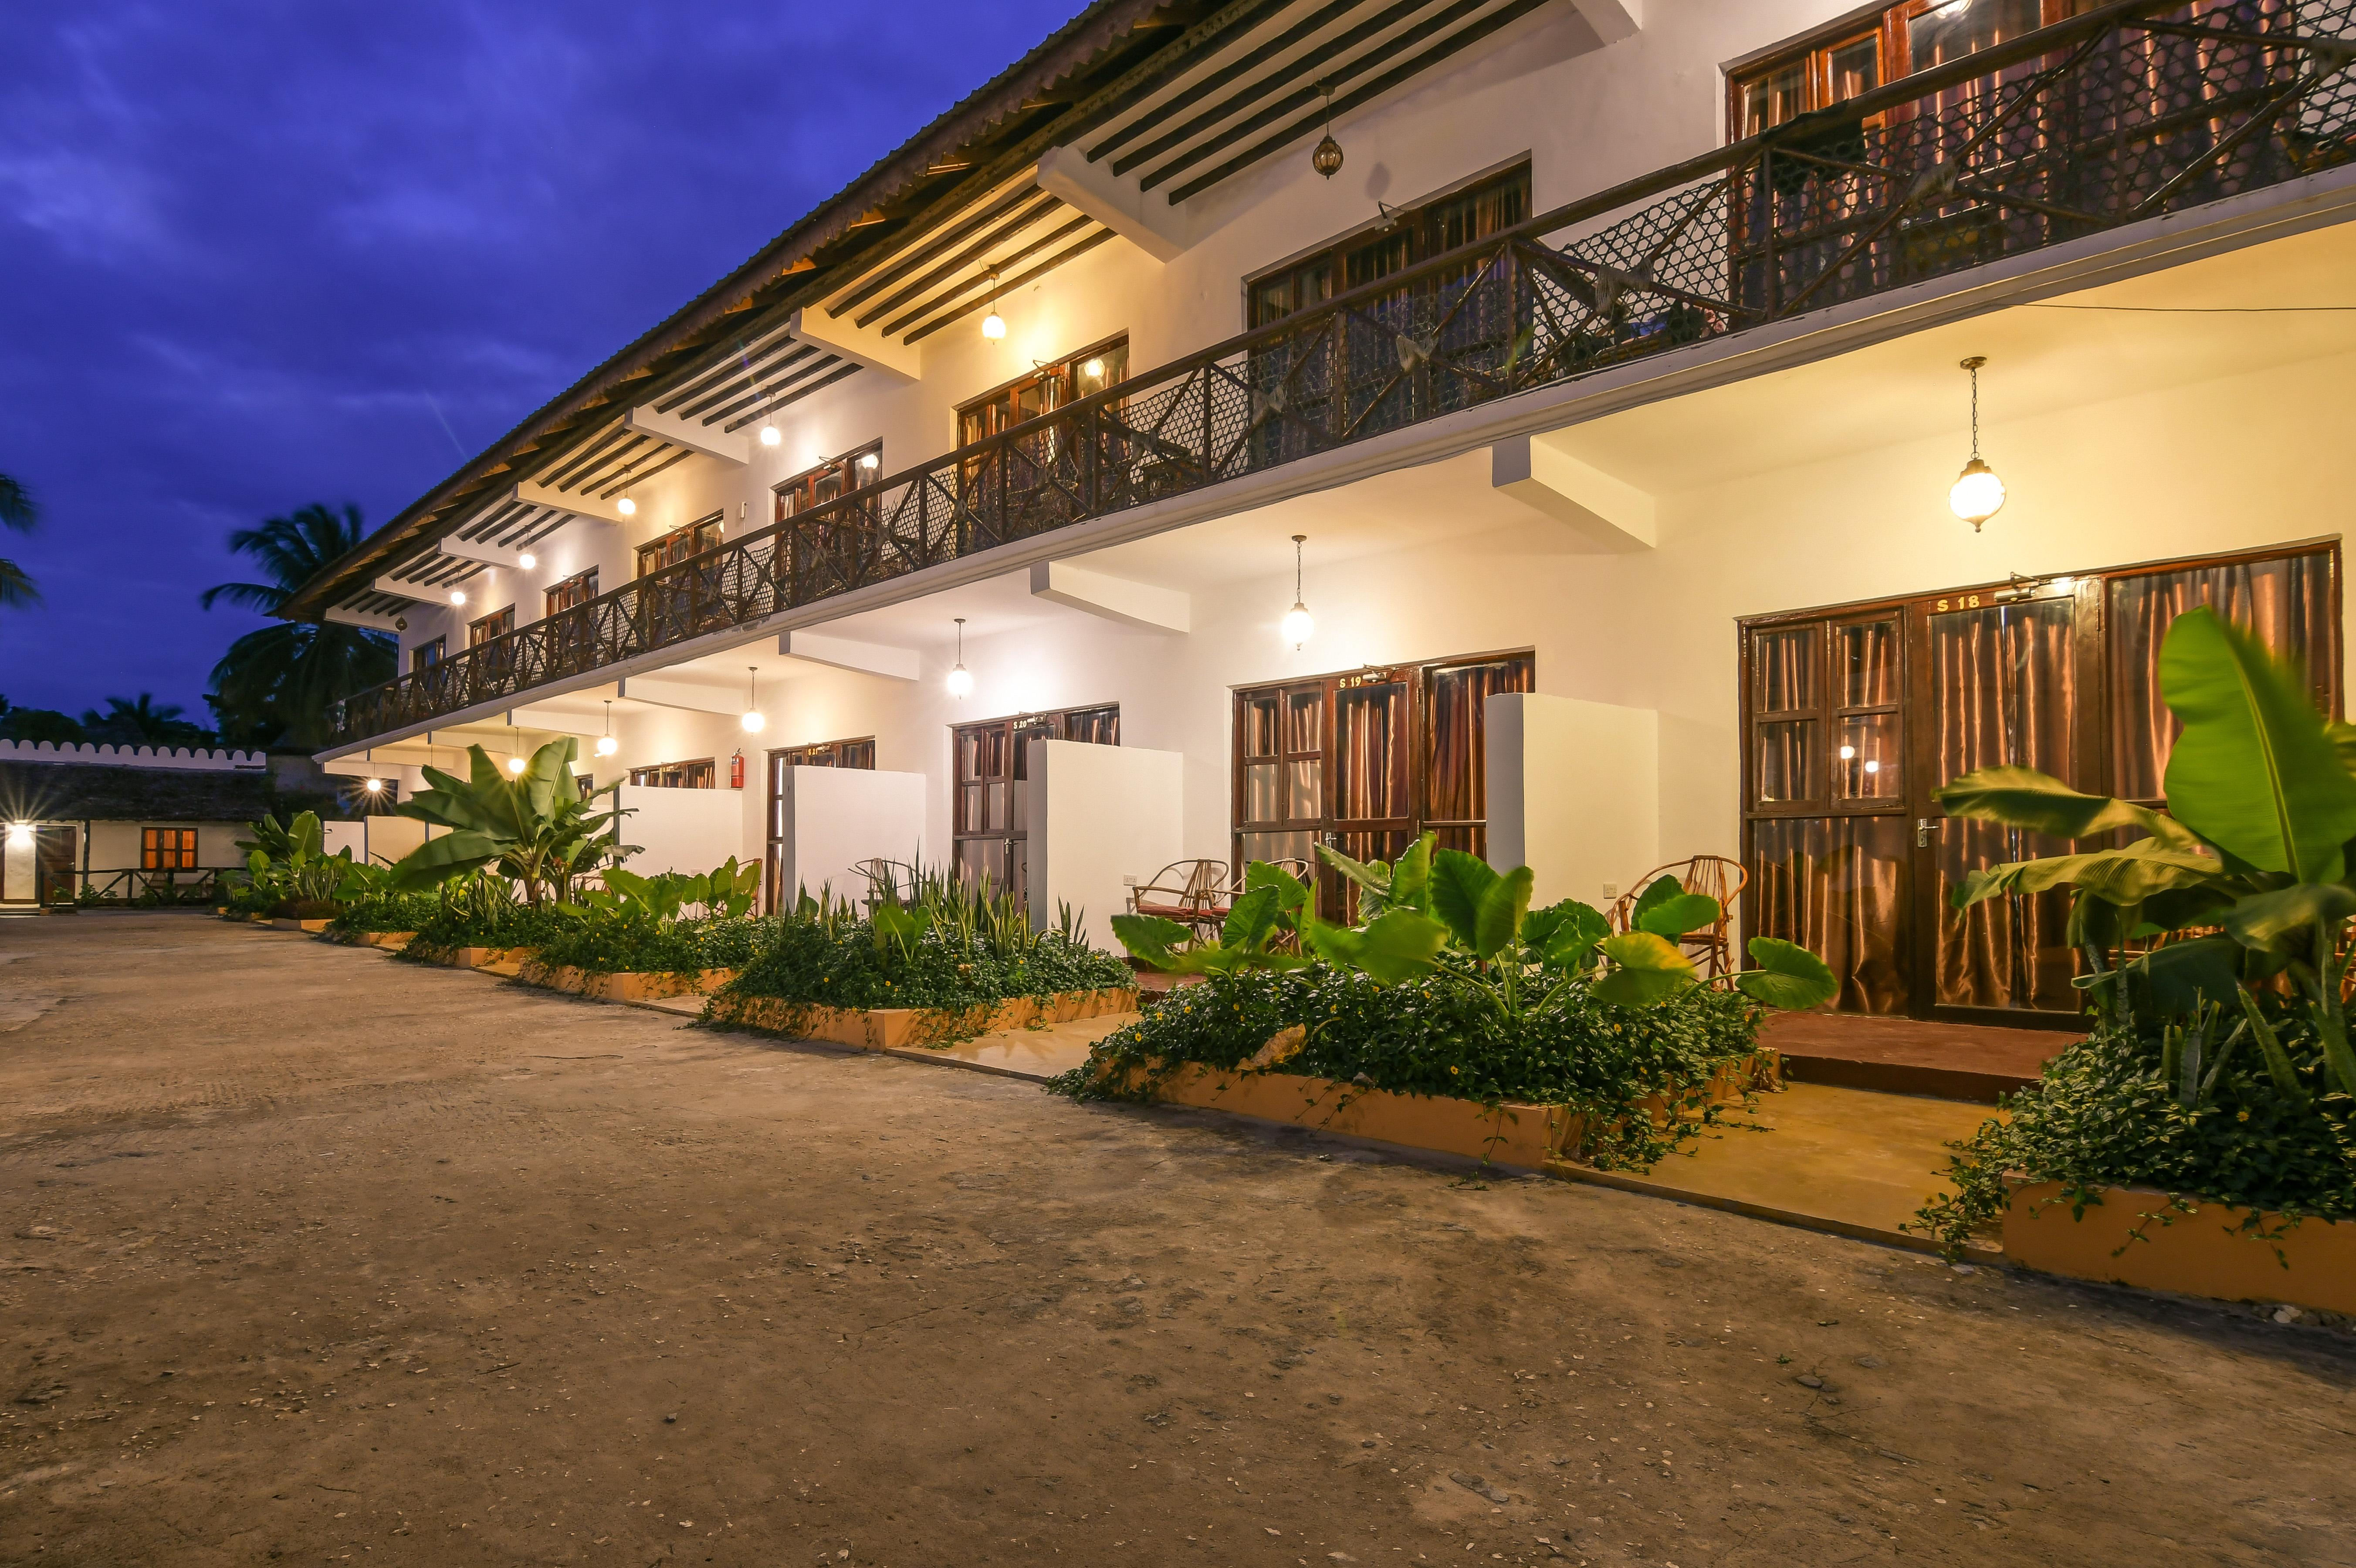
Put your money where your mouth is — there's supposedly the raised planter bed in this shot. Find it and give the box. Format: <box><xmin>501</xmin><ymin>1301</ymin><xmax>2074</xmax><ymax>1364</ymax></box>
<box><xmin>270</xmin><ymin>917</ymin><xmax>333</xmax><ymax>933</ymax></box>
<box><xmin>410</xmin><ymin>945</ymin><xmax>537</xmax><ymax>975</ymax></box>
<box><xmin>516</xmin><ymin>958</ymin><xmax>735</xmax><ymax>1004</ymax></box>
<box><xmin>1109</xmin><ymin>1051</ymin><xmax>1779</xmax><ymax>1173</ymax></box>
<box><xmin>705</xmin><ymin>986</ymin><xmax>1137</xmax><ymax>1050</ymax></box>
<box><xmin>2001</xmin><ymin>1179</ymin><xmax>2356</xmax><ymax>1317</ymax></box>
<box><xmin>336</xmin><ymin>930</ymin><xmax>414</xmax><ymax>950</ymax></box>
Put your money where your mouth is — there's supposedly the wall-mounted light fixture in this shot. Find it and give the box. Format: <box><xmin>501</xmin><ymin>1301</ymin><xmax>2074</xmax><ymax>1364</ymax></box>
<box><xmin>1281</xmin><ymin>534</ymin><xmax>1315</xmax><ymax>649</ymax></box>
<box><xmin>946</xmin><ymin>617</ymin><xmax>973</xmax><ymax>698</ymax></box>
<box><xmin>1948</xmin><ymin>355</ymin><xmax>2006</xmax><ymax>531</ymax></box>
<box><xmin>5</xmin><ymin>823</ymin><xmax>30</xmax><ymax>847</ymax></box>
<box><xmin>740</xmin><ymin>667</ymin><xmax>765</xmax><ymax>733</ymax></box>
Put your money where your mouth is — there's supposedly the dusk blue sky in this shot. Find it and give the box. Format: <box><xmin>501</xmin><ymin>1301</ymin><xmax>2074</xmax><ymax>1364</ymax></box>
<box><xmin>0</xmin><ymin>1</ymin><xmax>1080</xmax><ymax>722</ymax></box>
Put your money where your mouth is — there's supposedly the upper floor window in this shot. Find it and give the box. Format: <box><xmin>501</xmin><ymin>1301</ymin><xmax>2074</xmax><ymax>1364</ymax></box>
<box><xmin>468</xmin><ymin>605</ymin><xmax>514</xmax><ymax>646</ymax></box>
<box><xmin>411</xmin><ymin>637</ymin><xmax>445</xmax><ymax>672</ymax></box>
<box><xmin>1730</xmin><ymin>1</ymin><xmax>2095</xmax><ymax>140</ymax></box>
<box><xmin>635</xmin><ymin>513</ymin><xmax>724</xmax><ymax>578</ymax></box>
<box><xmin>1246</xmin><ymin>164</ymin><xmax>1529</xmax><ymax>330</ymax></box>
<box><xmin>775</xmin><ymin>442</ymin><xmax>884</xmax><ymax>522</ymax></box>
<box><xmin>957</xmin><ymin>337</ymin><xmax>1127</xmax><ymax>449</ymax></box>
<box><xmin>545</xmin><ymin>567</ymin><xmax>599</xmax><ymax>616</ymax></box>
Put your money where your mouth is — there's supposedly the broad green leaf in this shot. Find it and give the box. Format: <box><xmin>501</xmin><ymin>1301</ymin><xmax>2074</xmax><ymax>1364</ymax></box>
<box><xmin>1635</xmin><ymin>892</ymin><xmax>1721</xmax><ymax>940</ymax></box>
<box><xmin>2161</xmin><ymin>605</ymin><xmax>2356</xmax><ymax>882</ymax></box>
<box><xmin>1527</xmin><ymin>899</ymin><xmax>1610</xmax><ymax>968</ymax></box>
<box><xmin>2221</xmin><ymin>882</ymin><xmax>2356</xmax><ymax>953</ymax></box>
<box><xmin>1111</xmin><ymin>913</ymin><xmax>1192</xmax><ymax>968</ymax></box>
<box><xmin>1953</xmin><ymin>840</ymin><xmax>2221</xmax><ymax>908</ymax></box>
<box><xmin>1222</xmin><ymin>885</ymin><xmax>1283</xmax><ymax>952</ymax></box>
<box><xmin>1630</xmin><ymin>875</ymin><xmax>1683</xmax><ymax>927</ymax></box>
<box><xmin>2329</xmin><ymin>719</ymin><xmax>2356</xmax><ymax>777</ymax></box>
<box><xmin>1472</xmin><ymin>865</ymin><xmax>1533</xmax><ymax>962</ymax></box>
<box><xmin>1243</xmin><ymin>860</ymin><xmax>1310</xmax><ymax>916</ymax></box>
<box><xmin>1934</xmin><ymin>765</ymin><xmax>2197</xmax><ymax>847</ymax></box>
<box><xmin>1429</xmin><ymin>848</ymin><xmax>1500</xmax><ymax>951</ymax></box>
<box><xmin>1593</xmin><ymin>931</ymin><xmax>1696</xmax><ymax>1007</ymax></box>
<box><xmin>1316</xmin><ymin>843</ymin><xmax>1394</xmax><ymax>912</ymax></box>
<box><xmin>2127</xmin><ymin>934</ymin><xmax>2243</xmax><ymax>1015</ymax></box>
<box><xmin>386</xmin><ymin>829</ymin><xmax>502</xmax><ymax>889</ymax></box>
<box><xmin>1303</xmin><ymin>909</ymin><xmax>1448</xmax><ymax>985</ymax></box>
<box><xmin>1732</xmin><ymin>936</ymin><xmax>1839</xmax><ymax>1010</ymax></box>
<box><xmin>1387</xmin><ymin>832</ymin><xmax>1437</xmax><ymax>916</ymax></box>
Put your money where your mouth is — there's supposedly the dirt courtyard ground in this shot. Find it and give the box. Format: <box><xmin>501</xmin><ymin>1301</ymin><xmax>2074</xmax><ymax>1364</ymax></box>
<box><xmin>0</xmin><ymin>915</ymin><xmax>2350</xmax><ymax>1567</ymax></box>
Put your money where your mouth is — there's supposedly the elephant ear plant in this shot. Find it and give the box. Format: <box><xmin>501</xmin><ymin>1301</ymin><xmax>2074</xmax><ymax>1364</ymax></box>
<box><xmin>1110</xmin><ymin>861</ymin><xmax>1318</xmax><ymax>977</ymax></box>
<box><xmin>1939</xmin><ymin>605</ymin><xmax>2356</xmax><ymax>1106</ymax></box>
<box><xmin>388</xmin><ymin>738</ymin><xmax>631</xmax><ymax>907</ymax></box>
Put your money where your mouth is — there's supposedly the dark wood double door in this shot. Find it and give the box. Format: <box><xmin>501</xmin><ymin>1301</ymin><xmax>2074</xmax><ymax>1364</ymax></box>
<box><xmin>1741</xmin><ymin>542</ymin><xmax>2339</xmax><ymax>1024</ymax></box>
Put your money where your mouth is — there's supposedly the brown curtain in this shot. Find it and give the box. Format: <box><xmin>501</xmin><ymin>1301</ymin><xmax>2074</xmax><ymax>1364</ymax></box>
<box><xmin>1749</xmin><ymin>816</ymin><xmax>1908</xmax><ymax>1013</ymax></box>
<box><xmin>1335</xmin><ymin>684</ymin><xmax>1408</xmax><ymax>820</ymax></box>
<box><xmin>1932</xmin><ymin>600</ymin><xmax>2079</xmax><ymax>1011</ymax></box>
<box><xmin>2108</xmin><ymin>551</ymin><xmax>2335</xmax><ymax>800</ymax></box>
<box><xmin>1062</xmin><ymin>706</ymin><xmax>1120</xmax><ymax>747</ymax></box>
<box><xmin>1424</xmin><ymin>657</ymin><xmax>1531</xmax><ymax>821</ymax></box>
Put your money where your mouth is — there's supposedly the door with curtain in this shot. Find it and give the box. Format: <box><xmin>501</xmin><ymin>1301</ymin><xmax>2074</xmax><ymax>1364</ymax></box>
<box><xmin>1744</xmin><ymin>541</ymin><xmax>2339</xmax><ymax>1024</ymax></box>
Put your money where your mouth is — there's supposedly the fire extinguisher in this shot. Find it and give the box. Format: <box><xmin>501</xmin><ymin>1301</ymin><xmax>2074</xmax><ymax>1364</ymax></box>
<box><xmin>729</xmin><ymin>750</ymin><xmax>745</xmax><ymax>789</ymax></box>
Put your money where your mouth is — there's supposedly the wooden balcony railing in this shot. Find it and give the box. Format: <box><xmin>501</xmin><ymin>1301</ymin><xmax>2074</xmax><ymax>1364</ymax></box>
<box><xmin>331</xmin><ymin>0</ymin><xmax>2356</xmax><ymax>747</ymax></box>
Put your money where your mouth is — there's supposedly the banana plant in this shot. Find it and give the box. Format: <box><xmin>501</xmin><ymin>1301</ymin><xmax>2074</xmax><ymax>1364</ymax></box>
<box><xmin>1938</xmin><ymin>605</ymin><xmax>2356</xmax><ymax>1099</ymax></box>
<box><xmin>562</xmin><ymin>858</ymin><xmax>759</xmax><ymax>928</ymax></box>
<box><xmin>389</xmin><ymin>738</ymin><xmax>630</xmax><ymax>906</ymax></box>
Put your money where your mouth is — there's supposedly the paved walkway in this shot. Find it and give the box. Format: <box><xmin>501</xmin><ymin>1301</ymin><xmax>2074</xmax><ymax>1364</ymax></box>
<box><xmin>3</xmin><ymin>915</ymin><xmax>2348</xmax><ymax>1566</ymax></box>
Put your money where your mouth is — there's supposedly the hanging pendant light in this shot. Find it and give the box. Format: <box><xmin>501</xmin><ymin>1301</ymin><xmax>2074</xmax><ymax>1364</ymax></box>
<box><xmin>1948</xmin><ymin>355</ymin><xmax>2006</xmax><ymax>531</ymax></box>
<box><xmin>757</xmin><ymin>386</ymin><xmax>780</xmax><ymax>447</ymax></box>
<box><xmin>505</xmin><ymin>724</ymin><xmax>528</xmax><ymax>775</ymax></box>
<box><xmin>449</xmin><ymin>588</ymin><xmax>467</xmax><ymax>606</ymax></box>
<box><xmin>946</xmin><ymin>617</ymin><xmax>974</xmax><ymax>698</ymax></box>
<box><xmin>740</xmin><ymin>666</ymin><xmax>765</xmax><ymax>733</ymax></box>
<box><xmin>617</xmin><ymin>459</ymin><xmax>639</xmax><ymax>517</ymax></box>
<box><xmin>1311</xmin><ymin>84</ymin><xmax>1344</xmax><ymax>180</ymax></box>
<box><xmin>517</xmin><ymin>551</ymin><xmax>537</xmax><ymax>571</ymax></box>
<box><xmin>981</xmin><ymin>271</ymin><xmax>1006</xmax><ymax>341</ymax></box>
<box><xmin>363</xmin><ymin>746</ymin><xmax>385</xmax><ymax>795</ymax></box>
<box><xmin>596</xmin><ymin>698</ymin><xmax>619</xmax><ymax>757</ymax></box>
<box><xmin>1280</xmin><ymin>534</ymin><xmax>1315</xmax><ymax>649</ymax></box>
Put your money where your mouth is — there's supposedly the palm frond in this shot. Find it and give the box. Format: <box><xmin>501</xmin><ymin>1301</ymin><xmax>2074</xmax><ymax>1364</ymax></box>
<box><xmin>0</xmin><ymin>474</ymin><xmax>36</xmax><ymax>534</ymax></box>
<box><xmin>197</xmin><ymin>580</ymin><xmax>287</xmax><ymax>613</ymax></box>
<box><xmin>0</xmin><ymin>556</ymin><xmax>37</xmax><ymax>608</ymax></box>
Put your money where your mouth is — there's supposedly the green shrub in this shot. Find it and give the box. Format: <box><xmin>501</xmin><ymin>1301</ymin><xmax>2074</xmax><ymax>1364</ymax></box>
<box><xmin>1052</xmin><ymin>966</ymin><xmax>1761</xmax><ymax>1170</ymax></box>
<box><xmin>328</xmin><ymin>891</ymin><xmax>439</xmax><ymax>936</ymax></box>
<box><xmin>724</xmin><ymin>919</ymin><xmax>1131</xmax><ymax>1013</ymax></box>
<box><xmin>1912</xmin><ymin>1021</ymin><xmax>2356</xmax><ymax>1257</ymax></box>
<box><xmin>399</xmin><ymin>901</ymin><xmax>576</xmax><ymax>960</ymax></box>
<box><xmin>533</xmin><ymin>915</ymin><xmax>777</xmax><ymax>977</ymax></box>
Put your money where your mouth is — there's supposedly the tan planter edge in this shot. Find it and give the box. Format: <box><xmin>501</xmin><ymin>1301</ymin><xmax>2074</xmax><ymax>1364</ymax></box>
<box><xmin>2002</xmin><ymin>1178</ymin><xmax>2356</xmax><ymax>1317</ymax></box>
<box><xmin>514</xmin><ymin>959</ymin><xmax>737</xmax><ymax>1004</ymax></box>
<box><xmin>704</xmin><ymin>986</ymin><xmax>1139</xmax><ymax>1051</ymax></box>
<box><xmin>1108</xmin><ymin>1050</ymin><xmax>1779</xmax><ymax>1176</ymax></box>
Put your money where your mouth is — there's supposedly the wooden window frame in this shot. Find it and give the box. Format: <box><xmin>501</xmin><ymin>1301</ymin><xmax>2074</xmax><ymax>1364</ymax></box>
<box><xmin>774</xmin><ymin>443</ymin><xmax>884</xmax><ymax>523</ymax></box>
<box><xmin>467</xmin><ymin>605</ymin><xmax>515</xmax><ymax>646</ymax></box>
<box><xmin>950</xmin><ymin>704</ymin><xmax>1120</xmax><ymax>894</ymax></box>
<box><xmin>763</xmin><ymin>737</ymin><xmax>879</xmax><ymax>909</ymax></box>
<box><xmin>955</xmin><ymin>335</ymin><xmax>1129</xmax><ymax>449</ymax></box>
<box><xmin>544</xmin><ymin>567</ymin><xmax>599</xmax><ymax>617</ymax></box>
<box><xmin>634</xmin><ymin>513</ymin><xmax>725</xmax><ymax>579</ymax></box>
<box><xmin>626</xmin><ymin>757</ymin><xmax>717</xmax><ymax>790</ymax></box>
<box><xmin>1244</xmin><ymin>161</ymin><xmax>1530</xmax><ymax>330</ymax></box>
<box><xmin>1724</xmin><ymin>1</ymin><xmax>2095</xmax><ymax>142</ymax></box>
<box><xmin>410</xmin><ymin>636</ymin><xmax>445</xmax><ymax>672</ymax></box>
<box><xmin>141</xmin><ymin>827</ymin><xmax>198</xmax><ymax>872</ymax></box>
<box><xmin>1232</xmin><ymin>648</ymin><xmax>1535</xmax><ymax>913</ymax></box>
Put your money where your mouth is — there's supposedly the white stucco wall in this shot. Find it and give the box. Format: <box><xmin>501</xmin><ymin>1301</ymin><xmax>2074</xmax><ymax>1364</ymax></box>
<box><xmin>775</xmin><ymin>767</ymin><xmax>927</xmax><ymax>907</ymax></box>
<box><xmin>1028</xmin><ymin>738</ymin><xmax>1184</xmax><ymax>950</ymax></box>
<box><xmin>613</xmin><ymin>785</ymin><xmax>748</xmax><ymax>878</ymax></box>
<box><xmin>1486</xmin><ymin>692</ymin><xmax>1659</xmax><ymax>911</ymax></box>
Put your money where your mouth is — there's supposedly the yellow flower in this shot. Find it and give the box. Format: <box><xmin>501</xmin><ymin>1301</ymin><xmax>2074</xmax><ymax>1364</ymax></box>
<box><xmin>1449</xmin><ymin>1066</ymin><xmax>1460</xmax><ymax>1075</ymax></box>
<box><xmin>2238</xmin><ymin>1108</ymin><xmax>2251</xmax><ymax>1122</ymax></box>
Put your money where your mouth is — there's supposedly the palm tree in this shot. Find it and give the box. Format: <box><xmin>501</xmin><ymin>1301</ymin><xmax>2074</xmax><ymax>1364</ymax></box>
<box><xmin>201</xmin><ymin>503</ymin><xmax>395</xmax><ymax>747</ymax></box>
<box><xmin>78</xmin><ymin>693</ymin><xmax>214</xmax><ymax>748</ymax></box>
<box><xmin>0</xmin><ymin>471</ymin><xmax>38</xmax><ymax>608</ymax></box>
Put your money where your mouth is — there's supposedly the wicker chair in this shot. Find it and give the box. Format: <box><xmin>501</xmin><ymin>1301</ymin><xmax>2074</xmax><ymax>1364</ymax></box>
<box><xmin>1613</xmin><ymin>855</ymin><xmax>1749</xmax><ymax>979</ymax></box>
<box><xmin>851</xmin><ymin>857</ymin><xmax>916</xmax><ymax>911</ymax></box>
<box><xmin>1129</xmin><ymin>859</ymin><xmax>1235</xmax><ymax>936</ymax></box>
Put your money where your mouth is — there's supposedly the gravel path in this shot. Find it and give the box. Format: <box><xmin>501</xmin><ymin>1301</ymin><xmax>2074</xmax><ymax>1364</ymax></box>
<box><xmin>1</xmin><ymin>914</ymin><xmax>2349</xmax><ymax>1566</ymax></box>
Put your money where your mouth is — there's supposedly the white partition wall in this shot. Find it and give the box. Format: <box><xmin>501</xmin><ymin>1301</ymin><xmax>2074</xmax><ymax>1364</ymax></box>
<box><xmin>1027</xmin><ymin>738</ymin><xmax>1184</xmax><ymax>949</ymax></box>
<box><xmin>1484</xmin><ymin>692</ymin><xmax>1660</xmax><ymax>910</ymax></box>
<box><xmin>774</xmin><ymin>767</ymin><xmax>927</xmax><ymax>904</ymax></box>
<box><xmin>614</xmin><ymin>784</ymin><xmax>751</xmax><ymax>876</ymax></box>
